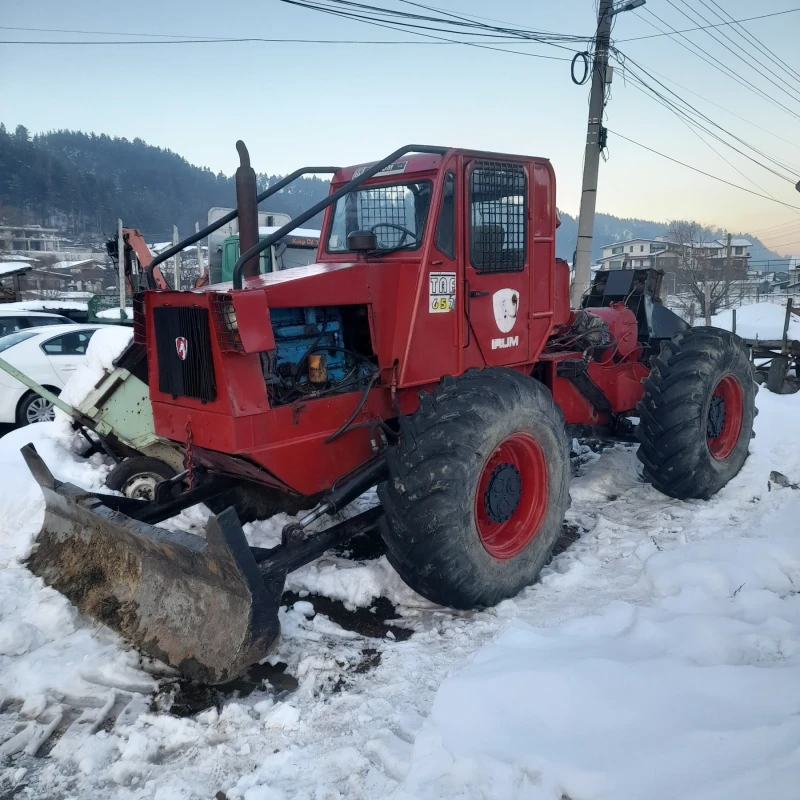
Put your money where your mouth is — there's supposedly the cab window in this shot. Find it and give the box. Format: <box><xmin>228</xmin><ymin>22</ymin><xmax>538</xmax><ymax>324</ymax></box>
<box><xmin>469</xmin><ymin>162</ymin><xmax>527</xmax><ymax>273</ymax></box>
<box><xmin>435</xmin><ymin>172</ymin><xmax>456</xmax><ymax>259</ymax></box>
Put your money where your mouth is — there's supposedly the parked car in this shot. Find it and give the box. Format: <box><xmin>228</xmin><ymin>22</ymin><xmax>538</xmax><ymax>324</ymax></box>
<box><xmin>0</xmin><ymin>325</ymin><xmax>103</xmax><ymax>425</ymax></box>
<box><xmin>0</xmin><ymin>309</ymin><xmax>76</xmax><ymax>337</ymax></box>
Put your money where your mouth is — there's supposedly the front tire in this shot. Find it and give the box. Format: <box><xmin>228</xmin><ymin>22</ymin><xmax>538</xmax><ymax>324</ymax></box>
<box><xmin>106</xmin><ymin>457</ymin><xmax>176</xmax><ymax>500</ymax></box>
<box><xmin>636</xmin><ymin>327</ymin><xmax>755</xmax><ymax>500</ymax></box>
<box><xmin>378</xmin><ymin>368</ymin><xmax>570</xmax><ymax>609</ymax></box>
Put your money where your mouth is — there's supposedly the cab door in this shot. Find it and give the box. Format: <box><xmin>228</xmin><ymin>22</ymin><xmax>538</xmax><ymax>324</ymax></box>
<box><xmin>461</xmin><ymin>159</ymin><xmax>531</xmax><ymax>366</ymax></box>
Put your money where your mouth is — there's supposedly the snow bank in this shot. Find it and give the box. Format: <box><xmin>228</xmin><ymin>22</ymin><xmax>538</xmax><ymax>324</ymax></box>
<box><xmin>399</xmin><ymin>525</ymin><xmax>800</xmax><ymax>799</ymax></box>
<box><xmin>712</xmin><ymin>302</ymin><xmax>800</xmax><ymax>340</ymax></box>
<box><xmin>96</xmin><ymin>307</ymin><xmax>131</xmax><ymax>320</ymax></box>
<box><xmin>59</xmin><ymin>326</ymin><xmax>132</xmax><ymax>409</ymax></box>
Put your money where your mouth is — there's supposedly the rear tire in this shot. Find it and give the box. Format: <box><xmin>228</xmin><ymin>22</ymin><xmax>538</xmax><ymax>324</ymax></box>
<box><xmin>378</xmin><ymin>367</ymin><xmax>570</xmax><ymax>609</ymax></box>
<box><xmin>636</xmin><ymin>327</ymin><xmax>755</xmax><ymax>500</ymax></box>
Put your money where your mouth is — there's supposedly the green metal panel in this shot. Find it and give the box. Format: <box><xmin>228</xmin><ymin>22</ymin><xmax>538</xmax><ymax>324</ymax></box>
<box><xmin>220</xmin><ymin>236</ymin><xmax>270</xmax><ymax>283</ymax></box>
<box><xmin>78</xmin><ymin>368</ymin><xmax>158</xmax><ymax>450</ymax></box>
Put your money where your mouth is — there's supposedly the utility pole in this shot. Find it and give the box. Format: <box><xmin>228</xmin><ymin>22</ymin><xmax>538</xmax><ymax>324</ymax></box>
<box><xmin>172</xmin><ymin>225</ymin><xmax>180</xmax><ymax>290</ymax></box>
<box><xmin>571</xmin><ymin>0</ymin><xmax>646</xmax><ymax>306</ymax></box>
<box><xmin>196</xmin><ymin>221</ymin><xmax>204</xmax><ymax>284</ymax></box>
<box><xmin>118</xmin><ymin>218</ymin><xmax>126</xmax><ymax>320</ymax></box>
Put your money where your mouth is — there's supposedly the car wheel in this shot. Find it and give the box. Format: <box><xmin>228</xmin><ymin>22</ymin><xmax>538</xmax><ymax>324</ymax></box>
<box><xmin>17</xmin><ymin>392</ymin><xmax>56</xmax><ymax>426</ymax></box>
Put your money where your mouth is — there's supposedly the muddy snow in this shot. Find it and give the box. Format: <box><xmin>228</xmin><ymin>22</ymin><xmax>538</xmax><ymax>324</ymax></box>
<box><xmin>1</xmin><ymin>360</ymin><xmax>800</xmax><ymax>797</ymax></box>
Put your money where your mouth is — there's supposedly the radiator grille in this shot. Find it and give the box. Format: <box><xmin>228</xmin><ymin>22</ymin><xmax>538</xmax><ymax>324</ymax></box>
<box><xmin>153</xmin><ymin>306</ymin><xmax>216</xmax><ymax>402</ymax></box>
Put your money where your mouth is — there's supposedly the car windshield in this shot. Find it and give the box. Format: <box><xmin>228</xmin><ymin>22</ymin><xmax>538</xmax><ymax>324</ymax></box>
<box><xmin>0</xmin><ymin>330</ymin><xmax>36</xmax><ymax>353</ymax></box>
<box><xmin>327</xmin><ymin>181</ymin><xmax>432</xmax><ymax>252</ymax></box>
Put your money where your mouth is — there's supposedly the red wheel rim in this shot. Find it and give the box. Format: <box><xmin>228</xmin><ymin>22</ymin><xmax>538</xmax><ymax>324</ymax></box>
<box><xmin>475</xmin><ymin>432</ymin><xmax>548</xmax><ymax>560</ymax></box>
<box><xmin>706</xmin><ymin>374</ymin><xmax>744</xmax><ymax>460</ymax></box>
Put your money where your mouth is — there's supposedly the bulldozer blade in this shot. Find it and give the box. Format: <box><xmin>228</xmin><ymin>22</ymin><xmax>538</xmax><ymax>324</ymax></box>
<box><xmin>21</xmin><ymin>444</ymin><xmax>283</xmax><ymax>685</ymax></box>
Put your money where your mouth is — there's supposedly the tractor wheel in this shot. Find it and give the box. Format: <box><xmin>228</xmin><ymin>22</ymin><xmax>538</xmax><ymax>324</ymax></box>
<box><xmin>106</xmin><ymin>456</ymin><xmax>176</xmax><ymax>501</ymax></box>
<box><xmin>767</xmin><ymin>355</ymin><xmax>789</xmax><ymax>394</ymax></box>
<box><xmin>378</xmin><ymin>367</ymin><xmax>570</xmax><ymax>609</ymax></box>
<box><xmin>205</xmin><ymin>483</ymin><xmax>315</xmax><ymax>524</ymax></box>
<box><xmin>636</xmin><ymin>327</ymin><xmax>755</xmax><ymax>500</ymax></box>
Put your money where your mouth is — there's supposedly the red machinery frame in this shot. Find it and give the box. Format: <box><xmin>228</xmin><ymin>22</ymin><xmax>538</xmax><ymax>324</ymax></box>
<box><xmin>145</xmin><ymin>148</ymin><xmax>646</xmax><ymax>496</ymax></box>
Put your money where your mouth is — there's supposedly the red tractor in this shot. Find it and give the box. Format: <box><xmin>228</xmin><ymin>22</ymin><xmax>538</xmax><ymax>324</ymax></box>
<box><xmin>23</xmin><ymin>143</ymin><xmax>755</xmax><ymax>684</ymax></box>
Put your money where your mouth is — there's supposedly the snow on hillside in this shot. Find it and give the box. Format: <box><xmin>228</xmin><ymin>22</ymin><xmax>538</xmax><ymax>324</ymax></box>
<box><xmin>0</xmin><ymin>382</ymin><xmax>799</xmax><ymax>797</ymax></box>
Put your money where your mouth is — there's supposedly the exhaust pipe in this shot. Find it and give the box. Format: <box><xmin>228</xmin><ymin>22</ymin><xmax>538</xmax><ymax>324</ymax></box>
<box><xmin>235</xmin><ymin>140</ymin><xmax>260</xmax><ymax>282</ymax></box>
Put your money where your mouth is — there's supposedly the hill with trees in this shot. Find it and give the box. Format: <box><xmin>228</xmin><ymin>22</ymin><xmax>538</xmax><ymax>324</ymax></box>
<box><xmin>0</xmin><ymin>123</ymin><xmax>785</xmax><ymax>264</ymax></box>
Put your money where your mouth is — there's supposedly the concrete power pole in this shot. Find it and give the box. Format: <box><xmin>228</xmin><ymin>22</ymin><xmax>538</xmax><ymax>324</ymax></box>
<box><xmin>117</xmin><ymin>219</ymin><xmax>126</xmax><ymax>319</ymax></box>
<box><xmin>196</xmin><ymin>221</ymin><xmax>204</xmax><ymax>284</ymax></box>
<box><xmin>172</xmin><ymin>225</ymin><xmax>180</xmax><ymax>290</ymax></box>
<box><xmin>571</xmin><ymin>0</ymin><xmax>646</xmax><ymax>306</ymax></box>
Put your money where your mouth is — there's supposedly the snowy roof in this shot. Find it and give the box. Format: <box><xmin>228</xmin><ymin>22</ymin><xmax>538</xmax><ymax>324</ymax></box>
<box><xmin>2</xmin><ymin>300</ymin><xmax>88</xmax><ymax>312</ymax></box>
<box><xmin>600</xmin><ymin>238</ymin><xmax>668</xmax><ymax>249</ymax></box>
<box><xmin>52</xmin><ymin>259</ymin><xmax>94</xmax><ymax>270</ymax></box>
<box><xmin>0</xmin><ymin>262</ymin><xmax>33</xmax><ymax>276</ymax></box>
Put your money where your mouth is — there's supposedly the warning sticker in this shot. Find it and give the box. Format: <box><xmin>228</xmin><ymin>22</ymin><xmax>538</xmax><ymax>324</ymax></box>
<box><xmin>429</xmin><ymin>271</ymin><xmax>456</xmax><ymax>313</ymax></box>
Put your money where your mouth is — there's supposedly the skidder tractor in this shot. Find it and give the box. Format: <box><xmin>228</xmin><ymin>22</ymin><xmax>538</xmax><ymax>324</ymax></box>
<box><xmin>21</xmin><ymin>143</ymin><xmax>756</xmax><ymax>684</ymax></box>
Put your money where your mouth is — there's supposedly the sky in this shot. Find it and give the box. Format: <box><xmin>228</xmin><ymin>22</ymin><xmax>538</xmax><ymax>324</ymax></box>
<box><xmin>1</xmin><ymin>0</ymin><xmax>799</xmax><ymax>255</ymax></box>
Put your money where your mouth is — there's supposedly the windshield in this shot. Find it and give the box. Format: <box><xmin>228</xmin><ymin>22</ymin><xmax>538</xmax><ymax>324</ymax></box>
<box><xmin>0</xmin><ymin>331</ymin><xmax>36</xmax><ymax>353</ymax></box>
<box><xmin>327</xmin><ymin>181</ymin><xmax>432</xmax><ymax>252</ymax></box>
<box><xmin>273</xmin><ymin>244</ymin><xmax>318</xmax><ymax>271</ymax></box>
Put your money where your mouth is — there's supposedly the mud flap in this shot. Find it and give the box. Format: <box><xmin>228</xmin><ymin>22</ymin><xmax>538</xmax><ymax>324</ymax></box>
<box><xmin>21</xmin><ymin>445</ymin><xmax>283</xmax><ymax>684</ymax></box>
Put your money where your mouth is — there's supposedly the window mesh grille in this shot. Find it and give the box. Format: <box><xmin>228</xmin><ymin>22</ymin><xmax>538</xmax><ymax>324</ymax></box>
<box><xmin>357</xmin><ymin>186</ymin><xmax>416</xmax><ymax>248</ymax></box>
<box><xmin>469</xmin><ymin>162</ymin><xmax>527</xmax><ymax>274</ymax></box>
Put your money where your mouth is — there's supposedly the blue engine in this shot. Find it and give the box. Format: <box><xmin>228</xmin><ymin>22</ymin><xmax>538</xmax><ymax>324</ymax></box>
<box><xmin>270</xmin><ymin>306</ymin><xmax>348</xmax><ymax>382</ymax></box>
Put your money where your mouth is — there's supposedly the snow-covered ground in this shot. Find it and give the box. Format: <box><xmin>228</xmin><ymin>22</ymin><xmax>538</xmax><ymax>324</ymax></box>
<box><xmin>712</xmin><ymin>301</ymin><xmax>800</xmax><ymax>341</ymax></box>
<box><xmin>1</xmin><ymin>365</ymin><xmax>799</xmax><ymax>797</ymax></box>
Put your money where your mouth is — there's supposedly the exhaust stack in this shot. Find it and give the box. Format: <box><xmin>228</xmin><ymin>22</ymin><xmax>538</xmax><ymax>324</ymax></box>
<box><xmin>235</xmin><ymin>140</ymin><xmax>260</xmax><ymax>281</ymax></box>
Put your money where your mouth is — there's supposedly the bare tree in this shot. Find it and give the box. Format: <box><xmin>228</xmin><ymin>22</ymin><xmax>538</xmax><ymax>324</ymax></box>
<box><xmin>666</xmin><ymin>220</ymin><xmax>735</xmax><ymax>320</ymax></box>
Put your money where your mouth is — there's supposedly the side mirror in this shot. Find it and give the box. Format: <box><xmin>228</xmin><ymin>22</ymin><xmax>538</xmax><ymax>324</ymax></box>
<box><xmin>347</xmin><ymin>231</ymin><xmax>377</xmax><ymax>252</ymax></box>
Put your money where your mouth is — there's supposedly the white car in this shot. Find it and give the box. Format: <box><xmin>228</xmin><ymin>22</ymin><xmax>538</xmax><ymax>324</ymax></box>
<box><xmin>0</xmin><ymin>324</ymin><xmax>103</xmax><ymax>425</ymax></box>
<box><xmin>0</xmin><ymin>308</ymin><xmax>76</xmax><ymax>337</ymax></box>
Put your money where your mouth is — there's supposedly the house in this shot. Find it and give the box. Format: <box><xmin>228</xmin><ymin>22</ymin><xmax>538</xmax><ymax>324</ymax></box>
<box><xmin>0</xmin><ymin>224</ymin><xmax>69</xmax><ymax>253</ymax></box>
<box><xmin>598</xmin><ymin>236</ymin><xmax>752</xmax><ymax>295</ymax></box>
<box><xmin>16</xmin><ymin>258</ymin><xmax>115</xmax><ymax>298</ymax></box>
<box><xmin>0</xmin><ymin>261</ymin><xmax>33</xmax><ymax>303</ymax></box>
<box><xmin>597</xmin><ymin>237</ymin><xmax>676</xmax><ymax>270</ymax></box>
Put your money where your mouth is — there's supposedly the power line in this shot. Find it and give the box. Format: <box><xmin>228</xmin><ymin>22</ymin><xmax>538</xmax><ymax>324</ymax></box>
<box><xmin>615</xmin><ymin>6</ymin><xmax>800</xmax><ymax>42</ymax></box>
<box><xmin>612</xmin><ymin>50</ymin><xmax>800</xmax><ymax>179</ymax></box>
<box><xmin>605</xmin><ymin>129</ymin><xmax>800</xmax><ymax>211</ymax></box>
<box><xmin>703</xmin><ymin>0</ymin><xmax>800</xmax><ymax>85</ymax></box>
<box><xmin>0</xmin><ymin>35</ymin><xmax>573</xmax><ymax>48</ymax></box>
<box><xmin>665</xmin><ymin>0</ymin><xmax>800</xmax><ymax>104</ymax></box>
<box><xmin>636</xmin><ymin>7</ymin><xmax>800</xmax><ymax>122</ymax></box>
<box><xmin>619</xmin><ymin>69</ymin><xmax>799</xmax><ymax>184</ymax></box>
<box><xmin>613</xmin><ymin>58</ymin><xmax>800</xmax><ymax>154</ymax></box>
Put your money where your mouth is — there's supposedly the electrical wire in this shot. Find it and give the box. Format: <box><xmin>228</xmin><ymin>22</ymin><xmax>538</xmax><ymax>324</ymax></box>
<box><xmin>614</xmin><ymin>6</ymin><xmax>800</xmax><ymax>42</ymax></box>
<box><xmin>666</xmin><ymin>0</ymin><xmax>800</xmax><ymax>104</ymax></box>
<box><xmin>605</xmin><ymin>129</ymin><xmax>800</xmax><ymax>211</ymax></box>
<box><xmin>702</xmin><ymin>0</ymin><xmax>800</xmax><ymax>85</ymax></box>
<box><xmin>635</xmin><ymin>7</ymin><xmax>800</xmax><ymax>123</ymax></box>
<box><xmin>612</xmin><ymin>50</ymin><xmax>800</xmax><ymax>180</ymax></box>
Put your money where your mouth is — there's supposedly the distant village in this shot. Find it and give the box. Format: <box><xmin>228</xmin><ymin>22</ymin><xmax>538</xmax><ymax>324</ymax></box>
<box><xmin>0</xmin><ymin>223</ymin><xmax>202</xmax><ymax>306</ymax></box>
<box><xmin>0</xmin><ymin>220</ymin><xmax>797</xmax><ymax>314</ymax></box>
